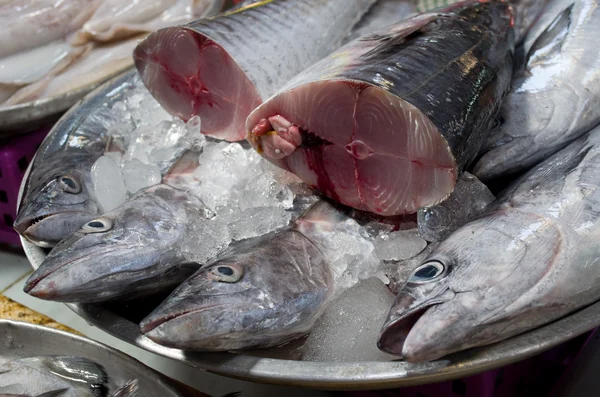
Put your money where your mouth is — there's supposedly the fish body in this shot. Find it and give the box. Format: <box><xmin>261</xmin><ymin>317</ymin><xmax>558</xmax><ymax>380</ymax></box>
<box><xmin>345</xmin><ymin>0</ymin><xmax>418</xmax><ymax>43</ymax></box>
<box><xmin>474</xmin><ymin>0</ymin><xmax>600</xmax><ymax>181</ymax></box>
<box><xmin>13</xmin><ymin>71</ymin><xmax>138</xmax><ymax>247</ymax></box>
<box><xmin>140</xmin><ymin>200</ymin><xmax>340</xmax><ymax>351</ymax></box>
<box><xmin>378</xmin><ymin>123</ymin><xmax>600</xmax><ymax>362</ymax></box>
<box><xmin>245</xmin><ymin>0</ymin><xmax>515</xmax><ymax>216</ymax></box>
<box><xmin>24</xmin><ymin>184</ymin><xmax>206</xmax><ymax>302</ymax></box>
<box><xmin>133</xmin><ymin>0</ymin><xmax>376</xmax><ymax>142</ymax></box>
<box><xmin>0</xmin><ymin>355</ymin><xmax>109</xmax><ymax>397</ymax></box>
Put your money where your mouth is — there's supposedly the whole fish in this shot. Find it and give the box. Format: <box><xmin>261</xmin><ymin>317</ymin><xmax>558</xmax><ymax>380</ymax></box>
<box><xmin>245</xmin><ymin>0</ymin><xmax>515</xmax><ymax>216</ymax></box>
<box><xmin>378</xmin><ymin>123</ymin><xmax>600</xmax><ymax>362</ymax></box>
<box><xmin>13</xmin><ymin>71</ymin><xmax>138</xmax><ymax>248</ymax></box>
<box><xmin>139</xmin><ymin>200</ymin><xmax>339</xmax><ymax>351</ymax></box>
<box><xmin>23</xmin><ymin>184</ymin><xmax>207</xmax><ymax>302</ymax></box>
<box><xmin>473</xmin><ymin>0</ymin><xmax>600</xmax><ymax>181</ymax></box>
<box><xmin>133</xmin><ymin>0</ymin><xmax>376</xmax><ymax>142</ymax></box>
<box><xmin>0</xmin><ymin>355</ymin><xmax>109</xmax><ymax>397</ymax></box>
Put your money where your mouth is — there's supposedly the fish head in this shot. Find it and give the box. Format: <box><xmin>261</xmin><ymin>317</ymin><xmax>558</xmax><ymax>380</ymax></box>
<box><xmin>141</xmin><ymin>231</ymin><xmax>332</xmax><ymax>350</ymax></box>
<box><xmin>14</xmin><ymin>155</ymin><xmax>100</xmax><ymax>247</ymax></box>
<box><xmin>379</xmin><ymin>210</ymin><xmax>562</xmax><ymax>362</ymax></box>
<box><xmin>23</xmin><ymin>185</ymin><xmax>199</xmax><ymax>302</ymax></box>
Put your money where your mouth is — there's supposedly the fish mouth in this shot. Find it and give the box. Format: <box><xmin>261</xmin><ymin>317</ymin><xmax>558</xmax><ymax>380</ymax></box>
<box><xmin>377</xmin><ymin>306</ymin><xmax>432</xmax><ymax>357</ymax></box>
<box><xmin>15</xmin><ymin>211</ymin><xmax>93</xmax><ymax>247</ymax></box>
<box><xmin>140</xmin><ymin>304</ymin><xmax>228</xmax><ymax>335</ymax></box>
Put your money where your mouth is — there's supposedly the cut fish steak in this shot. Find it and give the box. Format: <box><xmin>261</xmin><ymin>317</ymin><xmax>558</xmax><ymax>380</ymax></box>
<box><xmin>133</xmin><ymin>0</ymin><xmax>376</xmax><ymax>142</ymax></box>
<box><xmin>246</xmin><ymin>0</ymin><xmax>515</xmax><ymax>215</ymax></box>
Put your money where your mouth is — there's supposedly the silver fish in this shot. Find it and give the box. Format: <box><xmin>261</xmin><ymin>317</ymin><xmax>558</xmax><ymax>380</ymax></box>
<box><xmin>473</xmin><ymin>0</ymin><xmax>600</xmax><ymax>181</ymax></box>
<box><xmin>379</xmin><ymin>123</ymin><xmax>600</xmax><ymax>362</ymax></box>
<box><xmin>13</xmin><ymin>71</ymin><xmax>138</xmax><ymax>248</ymax></box>
<box><xmin>133</xmin><ymin>0</ymin><xmax>376</xmax><ymax>142</ymax></box>
<box><xmin>23</xmin><ymin>184</ymin><xmax>207</xmax><ymax>302</ymax></box>
<box><xmin>139</xmin><ymin>200</ymin><xmax>342</xmax><ymax>351</ymax></box>
<box><xmin>0</xmin><ymin>355</ymin><xmax>109</xmax><ymax>397</ymax></box>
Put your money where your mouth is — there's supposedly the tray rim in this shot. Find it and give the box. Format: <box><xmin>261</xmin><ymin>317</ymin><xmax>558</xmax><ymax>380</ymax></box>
<box><xmin>16</xmin><ymin>69</ymin><xmax>600</xmax><ymax>390</ymax></box>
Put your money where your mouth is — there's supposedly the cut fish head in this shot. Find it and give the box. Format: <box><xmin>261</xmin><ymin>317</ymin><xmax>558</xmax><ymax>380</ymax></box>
<box><xmin>23</xmin><ymin>185</ymin><xmax>197</xmax><ymax>302</ymax></box>
<box><xmin>141</xmin><ymin>231</ymin><xmax>332</xmax><ymax>351</ymax></box>
<box><xmin>14</xmin><ymin>155</ymin><xmax>100</xmax><ymax>247</ymax></box>
<box><xmin>379</xmin><ymin>210</ymin><xmax>563</xmax><ymax>361</ymax></box>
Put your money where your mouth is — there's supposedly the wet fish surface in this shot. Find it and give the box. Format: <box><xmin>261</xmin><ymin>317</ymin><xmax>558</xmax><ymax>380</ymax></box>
<box><xmin>0</xmin><ymin>355</ymin><xmax>109</xmax><ymax>397</ymax></box>
<box><xmin>246</xmin><ymin>0</ymin><xmax>515</xmax><ymax>216</ymax></box>
<box><xmin>378</xmin><ymin>123</ymin><xmax>600</xmax><ymax>362</ymax></box>
<box><xmin>139</xmin><ymin>200</ymin><xmax>340</xmax><ymax>351</ymax></box>
<box><xmin>474</xmin><ymin>0</ymin><xmax>600</xmax><ymax>181</ymax></box>
<box><xmin>133</xmin><ymin>0</ymin><xmax>376</xmax><ymax>142</ymax></box>
<box><xmin>13</xmin><ymin>71</ymin><xmax>139</xmax><ymax>248</ymax></box>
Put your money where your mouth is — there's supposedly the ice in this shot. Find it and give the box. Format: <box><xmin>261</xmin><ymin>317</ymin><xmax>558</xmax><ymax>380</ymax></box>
<box><xmin>181</xmin><ymin>216</ymin><xmax>232</xmax><ymax>264</ymax></box>
<box><xmin>418</xmin><ymin>172</ymin><xmax>495</xmax><ymax>242</ymax></box>
<box><xmin>91</xmin><ymin>155</ymin><xmax>127</xmax><ymax>213</ymax></box>
<box><xmin>383</xmin><ymin>243</ymin><xmax>439</xmax><ymax>294</ymax></box>
<box><xmin>302</xmin><ymin>278</ymin><xmax>397</xmax><ymax>362</ymax></box>
<box><xmin>373</xmin><ymin>229</ymin><xmax>427</xmax><ymax>262</ymax></box>
<box><xmin>122</xmin><ymin>159</ymin><xmax>161</xmax><ymax>194</ymax></box>
<box><xmin>231</xmin><ymin>206</ymin><xmax>293</xmax><ymax>241</ymax></box>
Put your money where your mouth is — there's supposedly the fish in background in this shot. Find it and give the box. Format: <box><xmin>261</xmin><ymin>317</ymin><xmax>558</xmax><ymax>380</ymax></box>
<box><xmin>474</xmin><ymin>0</ymin><xmax>600</xmax><ymax>181</ymax></box>
<box><xmin>0</xmin><ymin>355</ymin><xmax>109</xmax><ymax>397</ymax></box>
<box><xmin>133</xmin><ymin>0</ymin><xmax>377</xmax><ymax>142</ymax></box>
<box><xmin>139</xmin><ymin>200</ymin><xmax>342</xmax><ymax>351</ymax></box>
<box><xmin>379</xmin><ymin>123</ymin><xmax>600</xmax><ymax>362</ymax></box>
<box><xmin>245</xmin><ymin>0</ymin><xmax>514</xmax><ymax>216</ymax></box>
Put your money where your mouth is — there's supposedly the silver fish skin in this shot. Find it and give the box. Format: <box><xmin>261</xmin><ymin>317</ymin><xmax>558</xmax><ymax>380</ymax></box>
<box><xmin>14</xmin><ymin>71</ymin><xmax>138</xmax><ymax>248</ymax></box>
<box><xmin>378</xmin><ymin>123</ymin><xmax>600</xmax><ymax>362</ymax></box>
<box><xmin>108</xmin><ymin>379</ymin><xmax>138</xmax><ymax>397</ymax></box>
<box><xmin>0</xmin><ymin>355</ymin><xmax>109</xmax><ymax>397</ymax></box>
<box><xmin>344</xmin><ymin>0</ymin><xmax>418</xmax><ymax>43</ymax></box>
<box><xmin>139</xmin><ymin>200</ymin><xmax>341</xmax><ymax>351</ymax></box>
<box><xmin>133</xmin><ymin>0</ymin><xmax>376</xmax><ymax>142</ymax></box>
<box><xmin>473</xmin><ymin>0</ymin><xmax>600</xmax><ymax>181</ymax></box>
<box><xmin>417</xmin><ymin>172</ymin><xmax>495</xmax><ymax>243</ymax></box>
<box><xmin>23</xmin><ymin>185</ymin><xmax>207</xmax><ymax>303</ymax></box>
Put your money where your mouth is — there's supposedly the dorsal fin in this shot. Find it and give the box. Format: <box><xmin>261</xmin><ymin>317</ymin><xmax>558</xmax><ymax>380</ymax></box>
<box><xmin>163</xmin><ymin>150</ymin><xmax>200</xmax><ymax>187</ymax></box>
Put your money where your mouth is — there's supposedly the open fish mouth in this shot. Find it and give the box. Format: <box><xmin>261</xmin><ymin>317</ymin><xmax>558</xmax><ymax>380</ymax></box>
<box><xmin>377</xmin><ymin>307</ymin><xmax>430</xmax><ymax>357</ymax></box>
<box><xmin>15</xmin><ymin>211</ymin><xmax>95</xmax><ymax>247</ymax></box>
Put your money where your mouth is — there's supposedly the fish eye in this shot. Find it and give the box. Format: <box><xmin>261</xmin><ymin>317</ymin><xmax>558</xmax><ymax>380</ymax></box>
<box><xmin>57</xmin><ymin>175</ymin><xmax>81</xmax><ymax>194</ymax></box>
<box><xmin>209</xmin><ymin>263</ymin><xmax>243</xmax><ymax>283</ymax></box>
<box><xmin>408</xmin><ymin>261</ymin><xmax>446</xmax><ymax>284</ymax></box>
<box><xmin>491</xmin><ymin>116</ymin><xmax>504</xmax><ymax>130</ymax></box>
<box><xmin>80</xmin><ymin>218</ymin><xmax>113</xmax><ymax>233</ymax></box>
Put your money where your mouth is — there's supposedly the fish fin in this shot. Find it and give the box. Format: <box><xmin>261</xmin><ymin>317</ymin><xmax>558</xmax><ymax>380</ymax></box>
<box><xmin>164</xmin><ymin>150</ymin><xmax>201</xmax><ymax>186</ymax></box>
<box><xmin>105</xmin><ymin>135</ymin><xmax>126</xmax><ymax>154</ymax></box>
<box><xmin>109</xmin><ymin>379</ymin><xmax>139</xmax><ymax>397</ymax></box>
<box><xmin>41</xmin><ymin>356</ymin><xmax>109</xmax><ymax>393</ymax></box>
<box><xmin>526</xmin><ymin>4</ymin><xmax>573</xmax><ymax>66</ymax></box>
<box><xmin>293</xmin><ymin>200</ymin><xmax>347</xmax><ymax>235</ymax></box>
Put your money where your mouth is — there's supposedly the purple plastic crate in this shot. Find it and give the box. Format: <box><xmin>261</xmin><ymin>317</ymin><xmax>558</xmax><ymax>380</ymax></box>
<box><xmin>335</xmin><ymin>329</ymin><xmax>597</xmax><ymax>397</ymax></box>
<box><xmin>0</xmin><ymin>127</ymin><xmax>50</xmax><ymax>246</ymax></box>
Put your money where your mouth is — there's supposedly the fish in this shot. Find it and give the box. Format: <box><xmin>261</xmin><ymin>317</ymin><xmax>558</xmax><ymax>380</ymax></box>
<box><xmin>417</xmin><ymin>172</ymin><xmax>495</xmax><ymax>242</ymax></box>
<box><xmin>23</xmin><ymin>183</ymin><xmax>207</xmax><ymax>302</ymax></box>
<box><xmin>13</xmin><ymin>71</ymin><xmax>139</xmax><ymax>248</ymax></box>
<box><xmin>245</xmin><ymin>0</ymin><xmax>515</xmax><ymax>216</ymax></box>
<box><xmin>133</xmin><ymin>0</ymin><xmax>376</xmax><ymax>142</ymax></box>
<box><xmin>344</xmin><ymin>0</ymin><xmax>418</xmax><ymax>43</ymax></box>
<box><xmin>108</xmin><ymin>380</ymin><xmax>138</xmax><ymax>397</ymax></box>
<box><xmin>0</xmin><ymin>0</ymin><xmax>100</xmax><ymax>59</ymax></box>
<box><xmin>139</xmin><ymin>200</ymin><xmax>341</xmax><ymax>351</ymax></box>
<box><xmin>70</xmin><ymin>0</ymin><xmax>226</xmax><ymax>45</ymax></box>
<box><xmin>378</xmin><ymin>123</ymin><xmax>600</xmax><ymax>362</ymax></box>
<box><xmin>473</xmin><ymin>0</ymin><xmax>600</xmax><ymax>181</ymax></box>
<box><xmin>0</xmin><ymin>355</ymin><xmax>109</xmax><ymax>397</ymax></box>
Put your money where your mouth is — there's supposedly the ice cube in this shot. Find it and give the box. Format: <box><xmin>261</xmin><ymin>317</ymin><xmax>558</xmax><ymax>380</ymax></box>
<box><xmin>91</xmin><ymin>155</ymin><xmax>127</xmax><ymax>213</ymax></box>
<box><xmin>302</xmin><ymin>278</ymin><xmax>397</xmax><ymax>362</ymax></box>
<box><xmin>122</xmin><ymin>159</ymin><xmax>161</xmax><ymax>194</ymax></box>
<box><xmin>181</xmin><ymin>217</ymin><xmax>232</xmax><ymax>264</ymax></box>
<box><xmin>374</xmin><ymin>229</ymin><xmax>427</xmax><ymax>262</ymax></box>
<box><xmin>231</xmin><ymin>207</ymin><xmax>292</xmax><ymax>241</ymax></box>
<box><xmin>418</xmin><ymin>172</ymin><xmax>495</xmax><ymax>242</ymax></box>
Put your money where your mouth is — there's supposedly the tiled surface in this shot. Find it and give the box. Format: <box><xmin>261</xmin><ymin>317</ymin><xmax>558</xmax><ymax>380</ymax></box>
<box><xmin>0</xmin><ymin>250</ymin><xmax>329</xmax><ymax>397</ymax></box>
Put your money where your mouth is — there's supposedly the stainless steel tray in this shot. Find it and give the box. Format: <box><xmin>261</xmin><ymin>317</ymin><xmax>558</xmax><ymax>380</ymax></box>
<box><xmin>0</xmin><ymin>319</ymin><xmax>205</xmax><ymax>396</ymax></box>
<box><xmin>17</xmin><ymin>70</ymin><xmax>600</xmax><ymax>390</ymax></box>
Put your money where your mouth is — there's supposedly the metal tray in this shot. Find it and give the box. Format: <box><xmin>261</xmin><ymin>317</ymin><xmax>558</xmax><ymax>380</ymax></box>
<box><xmin>17</xmin><ymin>70</ymin><xmax>600</xmax><ymax>390</ymax></box>
<box><xmin>0</xmin><ymin>319</ymin><xmax>206</xmax><ymax>396</ymax></box>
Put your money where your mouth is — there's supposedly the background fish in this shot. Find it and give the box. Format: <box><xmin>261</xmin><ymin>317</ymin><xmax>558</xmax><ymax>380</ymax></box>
<box><xmin>245</xmin><ymin>0</ymin><xmax>515</xmax><ymax>216</ymax></box>
<box><xmin>473</xmin><ymin>0</ymin><xmax>600</xmax><ymax>181</ymax></box>
<box><xmin>379</xmin><ymin>123</ymin><xmax>600</xmax><ymax>362</ymax></box>
<box><xmin>133</xmin><ymin>0</ymin><xmax>376</xmax><ymax>141</ymax></box>
<box><xmin>140</xmin><ymin>200</ymin><xmax>340</xmax><ymax>351</ymax></box>
<box><xmin>0</xmin><ymin>355</ymin><xmax>109</xmax><ymax>397</ymax></box>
